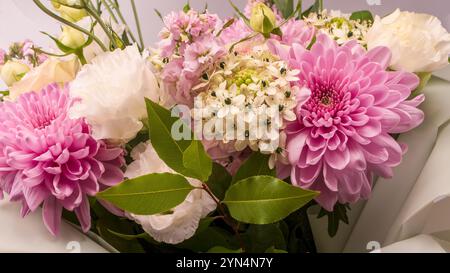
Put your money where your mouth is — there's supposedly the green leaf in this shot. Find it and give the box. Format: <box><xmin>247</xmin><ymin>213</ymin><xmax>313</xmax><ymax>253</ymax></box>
<box><xmin>207</xmin><ymin>163</ymin><xmax>232</xmax><ymax>200</ymax></box>
<box><xmin>224</xmin><ymin>176</ymin><xmax>318</xmax><ymax>224</ymax></box>
<box><xmin>271</xmin><ymin>27</ymin><xmax>283</xmax><ymax>37</ymax></box>
<box><xmin>232</xmin><ymin>153</ymin><xmax>275</xmax><ymax>184</ymax></box>
<box><xmin>196</xmin><ymin>217</ymin><xmax>216</xmax><ymax>235</ymax></box>
<box><xmin>350</xmin><ymin>10</ymin><xmax>374</xmax><ymax>24</ymax></box>
<box><xmin>317</xmin><ymin>203</ymin><xmax>351</xmax><ymax>237</ymax></box>
<box><xmin>183</xmin><ymin>1</ymin><xmax>191</xmax><ymax>13</ymax></box>
<box><xmin>97</xmin><ymin>173</ymin><xmax>194</xmax><ymax>215</ymax></box>
<box><xmin>177</xmin><ymin>226</ymin><xmax>238</xmax><ymax>252</ymax></box>
<box><xmin>183</xmin><ymin>140</ymin><xmax>212</xmax><ymax>182</ymax></box>
<box><xmin>227</xmin><ymin>0</ymin><xmax>250</xmax><ymax>24</ymax></box>
<box><xmin>301</xmin><ymin>0</ymin><xmax>321</xmax><ymax>18</ymax></box>
<box><xmin>41</xmin><ymin>31</ymin><xmax>75</xmax><ymax>53</ymax></box>
<box><xmin>265</xmin><ymin>246</ymin><xmax>288</xmax><ymax>253</ymax></box>
<box><xmin>145</xmin><ymin>98</ymin><xmax>200</xmax><ymax>179</ymax></box>
<box><xmin>273</xmin><ymin>0</ymin><xmax>294</xmax><ymax>18</ymax></box>
<box><xmin>216</xmin><ymin>18</ymin><xmax>235</xmax><ymax>37</ymax></box>
<box><xmin>243</xmin><ymin>224</ymin><xmax>286</xmax><ymax>253</ymax></box>
<box><xmin>208</xmin><ymin>246</ymin><xmax>243</xmax><ymax>253</ymax></box>
<box><xmin>154</xmin><ymin>9</ymin><xmax>164</xmax><ymax>22</ymax></box>
<box><xmin>107</xmin><ymin>229</ymin><xmax>155</xmax><ymax>243</ymax></box>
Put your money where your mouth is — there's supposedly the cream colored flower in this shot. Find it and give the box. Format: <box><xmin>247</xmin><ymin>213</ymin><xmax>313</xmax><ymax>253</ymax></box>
<box><xmin>8</xmin><ymin>57</ymin><xmax>79</xmax><ymax>100</ymax></box>
<box><xmin>125</xmin><ymin>142</ymin><xmax>217</xmax><ymax>245</ymax></box>
<box><xmin>367</xmin><ymin>9</ymin><xmax>450</xmax><ymax>73</ymax></box>
<box><xmin>0</xmin><ymin>60</ymin><xmax>29</xmax><ymax>86</ymax></box>
<box><xmin>69</xmin><ymin>45</ymin><xmax>162</xmax><ymax>142</ymax></box>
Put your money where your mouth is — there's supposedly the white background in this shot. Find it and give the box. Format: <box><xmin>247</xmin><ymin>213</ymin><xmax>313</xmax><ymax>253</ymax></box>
<box><xmin>1</xmin><ymin>0</ymin><xmax>450</xmax><ymax>48</ymax></box>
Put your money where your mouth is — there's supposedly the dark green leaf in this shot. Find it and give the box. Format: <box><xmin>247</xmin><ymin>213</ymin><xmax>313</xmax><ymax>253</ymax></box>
<box><xmin>208</xmin><ymin>246</ymin><xmax>243</xmax><ymax>253</ymax></box>
<box><xmin>224</xmin><ymin>176</ymin><xmax>318</xmax><ymax>224</ymax></box>
<box><xmin>183</xmin><ymin>140</ymin><xmax>212</xmax><ymax>182</ymax></box>
<box><xmin>243</xmin><ymin>224</ymin><xmax>286</xmax><ymax>253</ymax></box>
<box><xmin>350</xmin><ymin>10</ymin><xmax>374</xmax><ymax>24</ymax></box>
<box><xmin>232</xmin><ymin>153</ymin><xmax>275</xmax><ymax>184</ymax></box>
<box><xmin>206</xmin><ymin>163</ymin><xmax>232</xmax><ymax>200</ymax></box>
<box><xmin>177</xmin><ymin>226</ymin><xmax>238</xmax><ymax>252</ymax></box>
<box><xmin>97</xmin><ymin>173</ymin><xmax>194</xmax><ymax>215</ymax></box>
<box><xmin>265</xmin><ymin>246</ymin><xmax>288</xmax><ymax>253</ymax></box>
<box><xmin>317</xmin><ymin>203</ymin><xmax>351</xmax><ymax>237</ymax></box>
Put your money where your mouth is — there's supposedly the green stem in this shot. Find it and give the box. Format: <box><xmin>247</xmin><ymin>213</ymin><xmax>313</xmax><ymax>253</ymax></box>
<box><xmin>130</xmin><ymin>0</ymin><xmax>144</xmax><ymax>50</ymax></box>
<box><xmin>99</xmin><ymin>0</ymin><xmax>118</xmax><ymax>23</ymax></box>
<box><xmin>202</xmin><ymin>184</ymin><xmax>246</xmax><ymax>252</ymax></box>
<box><xmin>318</xmin><ymin>0</ymin><xmax>323</xmax><ymax>12</ymax></box>
<box><xmin>83</xmin><ymin>0</ymin><xmax>118</xmax><ymax>49</ymax></box>
<box><xmin>33</xmin><ymin>0</ymin><xmax>107</xmax><ymax>51</ymax></box>
<box><xmin>109</xmin><ymin>0</ymin><xmax>139</xmax><ymax>48</ymax></box>
<box><xmin>76</xmin><ymin>49</ymin><xmax>88</xmax><ymax>65</ymax></box>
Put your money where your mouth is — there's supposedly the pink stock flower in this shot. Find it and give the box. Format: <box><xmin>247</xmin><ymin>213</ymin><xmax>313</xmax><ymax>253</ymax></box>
<box><xmin>0</xmin><ymin>84</ymin><xmax>125</xmax><ymax>235</ymax></box>
<box><xmin>277</xmin><ymin>19</ymin><xmax>315</xmax><ymax>47</ymax></box>
<box><xmin>162</xmin><ymin>35</ymin><xmax>225</xmax><ymax>106</ymax></box>
<box><xmin>269</xmin><ymin>34</ymin><xmax>425</xmax><ymax>211</ymax></box>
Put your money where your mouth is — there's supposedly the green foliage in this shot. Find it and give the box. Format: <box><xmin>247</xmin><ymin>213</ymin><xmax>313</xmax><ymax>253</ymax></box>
<box><xmin>145</xmin><ymin>98</ymin><xmax>212</xmax><ymax>181</ymax></box>
<box><xmin>224</xmin><ymin>176</ymin><xmax>318</xmax><ymax>224</ymax></box>
<box><xmin>232</xmin><ymin>152</ymin><xmax>275</xmax><ymax>184</ymax></box>
<box><xmin>317</xmin><ymin>203</ymin><xmax>351</xmax><ymax>237</ymax></box>
<box><xmin>97</xmin><ymin>173</ymin><xmax>194</xmax><ymax>215</ymax></box>
<box><xmin>350</xmin><ymin>10</ymin><xmax>374</xmax><ymax>24</ymax></box>
<box><xmin>206</xmin><ymin>163</ymin><xmax>232</xmax><ymax>200</ymax></box>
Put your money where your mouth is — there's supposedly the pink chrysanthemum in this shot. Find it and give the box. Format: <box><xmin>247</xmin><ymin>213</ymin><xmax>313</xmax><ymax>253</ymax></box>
<box><xmin>0</xmin><ymin>84</ymin><xmax>124</xmax><ymax>235</ymax></box>
<box><xmin>269</xmin><ymin>34</ymin><xmax>425</xmax><ymax>211</ymax></box>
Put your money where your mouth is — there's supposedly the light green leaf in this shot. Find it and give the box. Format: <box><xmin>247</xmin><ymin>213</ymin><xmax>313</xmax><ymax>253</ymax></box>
<box><xmin>224</xmin><ymin>176</ymin><xmax>318</xmax><ymax>224</ymax></box>
<box><xmin>350</xmin><ymin>10</ymin><xmax>374</xmax><ymax>24</ymax></box>
<box><xmin>208</xmin><ymin>246</ymin><xmax>243</xmax><ymax>253</ymax></box>
<box><xmin>207</xmin><ymin>163</ymin><xmax>232</xmax><ymax>200</ymax></box>
<box><xmin>232</xmin><ymin>152</ymin><xmax>275</xmax><ymax>184</ymax></box>
<box><xmin>97</xmin><ymin>173</ymin><xmax>194</xmax><ymax>215</ymax></box>
<box><xmin>273</xmin><ymin>0</ymin><xmax>294</xmax><ymax>18</ymax></box>
<box><xmin>145</xmin><ymin>98</ymin><xmax>200</xmax><ymax>179</ymax></box>
<box><xmin>183</xmin><ymin>1</ymin><xmax>191</xmax><ymax>13</ymax></box>
<box><xmin>183</xmin><ymin>140</ymin><xmax>212</xmax><ymax>182</ymax></box>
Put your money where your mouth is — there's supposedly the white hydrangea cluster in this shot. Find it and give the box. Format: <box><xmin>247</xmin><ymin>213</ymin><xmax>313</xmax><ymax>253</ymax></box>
<box><xmin>304</xmin><ymin>9</ymin><xmax>372</xmax><ymax>46</ymax></box>
<box><xmin>193</xmin><ymin>45</ymin><xmax>301</xmax><ymax>168</ymax></box>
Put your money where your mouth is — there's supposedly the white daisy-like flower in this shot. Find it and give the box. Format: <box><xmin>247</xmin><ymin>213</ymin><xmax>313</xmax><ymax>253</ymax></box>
<box><xmin>69</xmin><ymin>45</ymin><xmax>163</xmax><ymax>142</ymax></box>
<box><xmin>304</xmin><ymin>9</ymin><xmax>372</xmax><ymax>46</ymax></box>
<box><xmin>194</xmin><ymin>45</ymin><xmax>302</xmax><ymax>162</ymax></box>
<box><xmin>125</xmin><ymin>142</ymin><xmax>217</xmax><ymax>245</ymax></box>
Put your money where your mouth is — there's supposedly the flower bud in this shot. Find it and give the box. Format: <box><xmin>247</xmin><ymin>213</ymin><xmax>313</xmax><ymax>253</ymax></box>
<box><xmin>59</xmin><ymin>26</ymin><xmax>86</xmax><ymax>49</ymax></box>
<box><xmin>0</xmin><ymin>61</ymin><xmax>30</xmax><ymax>86</ymax></box>
<box><xmin>51</xmin><ymin>0</ymin><xmax>87</xmax><ymax>22</ymax></box>
<box><xmin>249</xmin><ymin>3</ymin><xmax>277</xmax><ymax>35</ymax></box>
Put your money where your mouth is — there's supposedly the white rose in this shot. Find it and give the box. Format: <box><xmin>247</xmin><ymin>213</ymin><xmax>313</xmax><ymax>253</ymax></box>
<box><xmin>69</xmin><ymin>45</ymin><xmax>162</xmax><ymax>142</ymax></box>
<box><xmin>125</xmin><ymin>142</ymin><xmax>217</xmax><ymax>245</ymax></box>
<box><xmin>367</xmin><ymin>9</ymin><xmax>450</xmax><ymax>73</ymax></box>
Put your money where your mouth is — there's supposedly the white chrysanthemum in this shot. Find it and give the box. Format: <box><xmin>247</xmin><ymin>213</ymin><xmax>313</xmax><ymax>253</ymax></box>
<box><xmin>69</xmin><ymin>45</ymin><xmax>162</xmax><ymax>142</ymax></box>
<box><xmin>367</xmin><ymin>9</ymin><xmax>450</xmax><ymax>73</ymax></box>
<box><xmin>124</xmin><ymin>142</ymin><xmax>217</xmax><ymax>245</ymax></box>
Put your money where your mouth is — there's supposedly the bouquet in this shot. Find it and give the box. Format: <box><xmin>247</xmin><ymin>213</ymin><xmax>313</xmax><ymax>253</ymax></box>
<box><xmin>0</xmin><ymin>0</ymin><xmax>449</xmax><ymax>253</ymax></box>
